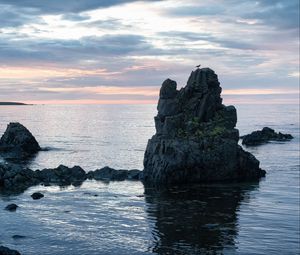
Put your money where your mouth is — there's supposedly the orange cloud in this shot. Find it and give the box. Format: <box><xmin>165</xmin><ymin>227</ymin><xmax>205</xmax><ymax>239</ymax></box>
<box><xmin>0</xmin><ymin>66</ymin><xmax>120</xmax><ymax>79</ymax></box>
<box><xmin>21</xmin><ymin>99</ymin><xmax>157</xmax><ymax>105</ymax></box>
<box><xmin>38</xmin><ymin>86</ymin><xmax>159</xmax><ymax>96</ymax></box>
<box><xmin>222</xmin><ymin>89</ymin><xmax>299</xmax><ymax>95</ymax></box>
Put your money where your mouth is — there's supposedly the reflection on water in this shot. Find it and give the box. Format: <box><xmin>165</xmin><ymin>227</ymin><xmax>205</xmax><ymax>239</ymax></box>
<box><xmin>0</xmin><ymin>104</ymin><xmax>299</xmax><ymax>254</ymax></box>
<box><xmin>145</xmin><ymin>183</ymin><xmax>258</xmax><ymax>255</ymax></box>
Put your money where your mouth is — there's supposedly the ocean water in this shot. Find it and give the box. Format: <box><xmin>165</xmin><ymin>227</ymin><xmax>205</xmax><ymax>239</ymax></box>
<box><xmin>0</xmin><ymin>104</ymin><xmax>299</xmax><ymax>255</ymax></box>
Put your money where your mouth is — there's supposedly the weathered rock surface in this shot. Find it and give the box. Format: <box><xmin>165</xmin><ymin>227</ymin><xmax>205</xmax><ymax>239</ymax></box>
<box><xmin>143</xmin><ymin>68</ymin><xmax>266</xmax><ymax>185</ymax></box>
<box><xmin>241</xmin><ymin>127</ymin><xmax>293</xmax><ymax>146</ymax></box>
<box><xmin>0</xmin><ymin>122</ymin><xmax>40</xmax><ymax>159</ymax></box>
<box><xmin>0</xmin><ymin>246</ymin><xmax>21</xmax><ymax>255</ymax></box>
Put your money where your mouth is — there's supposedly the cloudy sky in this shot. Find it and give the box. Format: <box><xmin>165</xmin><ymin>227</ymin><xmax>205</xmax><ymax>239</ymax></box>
<box><xmin>0</xmin><ymin>0</ymin><xmax>299</xmax><ymax>104</ymax></box>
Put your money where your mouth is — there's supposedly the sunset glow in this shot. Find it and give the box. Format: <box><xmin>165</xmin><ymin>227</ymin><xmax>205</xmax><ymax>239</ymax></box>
<box><xmin>0</xmin><ymin>0</ymin><xmax>299</xmax><ymax>104</ymax></box>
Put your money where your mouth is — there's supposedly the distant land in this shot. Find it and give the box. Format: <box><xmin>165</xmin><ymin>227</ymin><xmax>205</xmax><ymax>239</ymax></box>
<box><xmin>0</xmin><ymin>102</ymin><xmax>30</xmax><ymax>105</ymax></box>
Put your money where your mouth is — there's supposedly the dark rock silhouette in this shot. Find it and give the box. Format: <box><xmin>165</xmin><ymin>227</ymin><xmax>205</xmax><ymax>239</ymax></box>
<box><xmin>241</xmin><ymin>127</ymin><xmax>293</xmax><ymax>146</ymax></box>
<box><xmin>0</xmin><ymin>163</ymin><xmax>40</xmax><ymax>192</ymax></box>
<box><xmin>0</xmin><ymin>163</ymin><xmax>142</xmax><ymax>194</ymax></box>
<box><xmin>31</xmin><ymin>192</ymin><xmax>44</xmax><ymax>200</ymax></box>
<box><xmin>4</xmin><ymin>204</ymin><xmax>18</xmax><ymax>212</ymax></box>
<box><xmin>0</xmin><ymin>122</ymin><xmax>40</xmax><ymax>159</ymax></box>
<box><xmin>0</xmin><ymin>102</ymin><xmax>28</xmax><ymax>105</ymax></box>
<box><xmin>143</xmin><ymin>68</ymin><xmax>266</xmax><ymax>185</ymax></box>
<box><xmin>87</xmin><ymin>167</ymin><xmax>142</xmax><ymax>181</ymax></box>
<box><xmin>37</xmin><ymin>165</ymin><xmax>87</xmax><ymax>186</ymax></box>
<box><xmin>0</xmin><ymin>246</ymin><xmax>21</xmax><ymax>255</ymax></box>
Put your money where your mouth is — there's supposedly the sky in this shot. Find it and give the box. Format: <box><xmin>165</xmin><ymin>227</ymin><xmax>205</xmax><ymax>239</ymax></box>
<box><xmin>0</xmin><ymin>0</ymin><xmax>299</xmax><ymax>104</ymax></box>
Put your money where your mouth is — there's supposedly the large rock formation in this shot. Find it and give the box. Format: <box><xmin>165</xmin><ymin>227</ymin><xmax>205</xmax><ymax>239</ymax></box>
<box><xmin>0</xmin><ymin>122</ymin><xmax>40</xmax><ymax>158</ymax></box>
<box><xmin>143</xmin><ymin>68</ymin><xmax>266</xmax><ymax>185</ymax></box>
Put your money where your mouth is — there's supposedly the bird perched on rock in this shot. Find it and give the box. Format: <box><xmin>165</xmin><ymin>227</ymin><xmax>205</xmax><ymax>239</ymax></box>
<box><xmin>195</xmin><ymin>64</ymin><xmax>201</xmax><ymax>68</ymax></box>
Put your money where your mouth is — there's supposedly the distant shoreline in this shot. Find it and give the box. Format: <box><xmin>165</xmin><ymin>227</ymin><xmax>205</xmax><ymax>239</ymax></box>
<box><xmin>0</xmin><ymin>102</ymin><xmax>31</xmax><ymax>105</ymax></box>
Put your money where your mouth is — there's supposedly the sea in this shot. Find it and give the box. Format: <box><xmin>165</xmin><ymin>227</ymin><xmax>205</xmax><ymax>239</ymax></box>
<box><xmin>0</xmin><ymin>103</ymin><xmax>299</xmax><ymax>255</ymax></box>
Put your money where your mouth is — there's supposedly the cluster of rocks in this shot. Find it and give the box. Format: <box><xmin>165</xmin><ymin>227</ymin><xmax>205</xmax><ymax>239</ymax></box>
<box><xmin>143</xmin><ymin>68</ymin><xmax>266</xmax><ymax>185</ymax></box>
<box><xmin>241</xmin><ymin>127</ymin><xmax>293</xmax><ymax>146</ymax></box>
<box><xmin>0</xmin><ymin>163</ymin><xmax>142</xmax><ymax>193</ymax></box>
<box><xmin>0</xmin><ymin>122</ymin><xmax>142</xmax><ymax>193</ymax></box>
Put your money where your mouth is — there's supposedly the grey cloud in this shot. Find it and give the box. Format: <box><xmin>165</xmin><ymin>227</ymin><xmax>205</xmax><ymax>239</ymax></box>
<box><xmin>165</xmin><ymin>0</ymin><xmax>299</xmax><ymax>30</ymax></box>
<box><xmin>61</xmin><ymin>13</ymin><xmax>91</xmax><ymax>22</ymax></box>
<box><xmin>245</xmin><ymin>0</ymin><xmax>299</xmax><ymax>29</ymax></box>
<box><xmin>82</xmin><ymin>19</ymin><xmax>133</xmax><ymax>30</ymax></box>
<box><xmin>158</xmin><ymin>31</ymin><xmax>259</xmax><ymax>50</ymax></box>
<box><xmin>0</xmin><ymin>0</ymin><xmax>162</xmax><ymax>28</ymax></box>
<box><xmin>0</xmin><ymin>5</ymin><xmax>43</xmax><ymax>28</ymax></box>
<box><xmin>168</xmin><ymin>5</ymin><xmax>225</xmax><ymax>16</ymax></box>
<box><xmin>0</xmin><ymin>34</ymin><xmax>154</xmax><ymax>65</ymax></box>
<box><xmin>0</xmin><ymin>0</ymin><xmax>162</xmax><ymax>14</ymax></box>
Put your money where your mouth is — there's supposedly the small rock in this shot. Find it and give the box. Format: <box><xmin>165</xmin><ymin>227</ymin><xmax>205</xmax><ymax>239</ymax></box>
<box><xmin>4</xmin><ymin>204</ymin><xmax>18</xmax><ymax>212</ymax></box>
<box><xmin>31</xmin><ymin>192</ymin><xmax>44</xmax><ymax>200</ymax></box>
<box><xmin>12</xmin><ymin>235</ymin><xmax>26</xmax><ymax>239</ymax></box>
<box><xmin>0</xmin><ymin>122</ymin><xmax>40</xmax><ymax>159</ymax></box>
<box><xmin>242</xmin><ymin>127</ymin><xmax>293</xmax><ymax>146</ymax></box>
<box><xmin>90</xmin><ymin>167</ymin><xmax>128</xmax><ymax>181</ymax></box>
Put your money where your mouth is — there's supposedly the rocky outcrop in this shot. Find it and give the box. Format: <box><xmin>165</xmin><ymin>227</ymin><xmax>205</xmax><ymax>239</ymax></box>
<box><xmin>0</xmin><ymin>122</ymin><xmax>40</xmax><ymax>159</ymax></box>
<box><xmin>0</xmin><ymin>246</ymin><xmax>21</xmax><ymax>255</ymax></box>
<box><xmin>0</xmin><ymin>163</ymin><xmax>40</xmax><ymax>192</ymax></box>
<box><xmin>0</xmin><ymin>163</ymin><xmax>142</xmax><ymax>193</ymax></box>
<box><xmin>87</xmin><ymin>167</ymin><xmax>143</xmax><ymax>181</ymax></box>
<box><xmin>241</xmin><ymin>127</ymin><xmax>293</xmax><ymax>146</ymax></box>
<box><xmin>143</xmin><ymin>68</ymin><xmax>266</xmax><ymax>185</ymax></box>
<box><xmin>37</xmin><ymin>165</ymin><xmax>87</xmax><ymax>186</ymax></box>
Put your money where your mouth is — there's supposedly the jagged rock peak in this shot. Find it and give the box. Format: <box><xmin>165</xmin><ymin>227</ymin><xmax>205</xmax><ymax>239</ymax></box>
<box><xmin>186</xmin><ymin>67</ymin><xmax>221</xmax><ymax>93</ymax></box>
<box><xmin>155</xmin><ymin>68</ymin><xmax>231</xmax><ymax>138</ymax></box>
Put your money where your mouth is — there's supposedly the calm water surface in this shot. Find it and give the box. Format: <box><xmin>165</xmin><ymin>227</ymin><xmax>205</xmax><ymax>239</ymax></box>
<box><xmin>0</xmin><ymin>104</ymin><xmax>299</xmax><ymax>255</ymax></box>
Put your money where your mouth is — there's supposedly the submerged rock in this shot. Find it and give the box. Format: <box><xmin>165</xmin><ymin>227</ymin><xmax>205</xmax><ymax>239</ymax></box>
<box><xmin>0</xmin><ymin>122</ymin><xmax>40</xmax><ymax>159</ymax></box>
<box><xmin>143</xmin><ymin>68</ymin><xmax>266</xmax><ymax>185</ymax></box>
<box><xmin>241</xmin><ymin>127</ymin><xmax>293</xmax><ymax>146</ymax></box>
<box><xmin>12</xmin><ymin>235</ymin><xmax>26</xmax><ymax>240</ymax></box>
<box><xmin>0</xmin><ymin>246</ymin><xmax>21</xmax><ymax>255</ymax></box>
<box><xmin>31</xmin><ymin>192</ymin><xmax>44</xmax><ymax>200</ymax></box>
<box><xmin>4</xmin><ymin>203</ymin><xmax>18</xmax><ymax>212</ymax></box>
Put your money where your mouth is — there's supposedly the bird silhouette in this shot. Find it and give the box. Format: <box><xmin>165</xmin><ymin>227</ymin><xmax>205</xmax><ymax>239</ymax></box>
<box><xmin>195</xmin><ymin>64</ymin><xmax>201</xmax><ymax>68</ymax></box>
